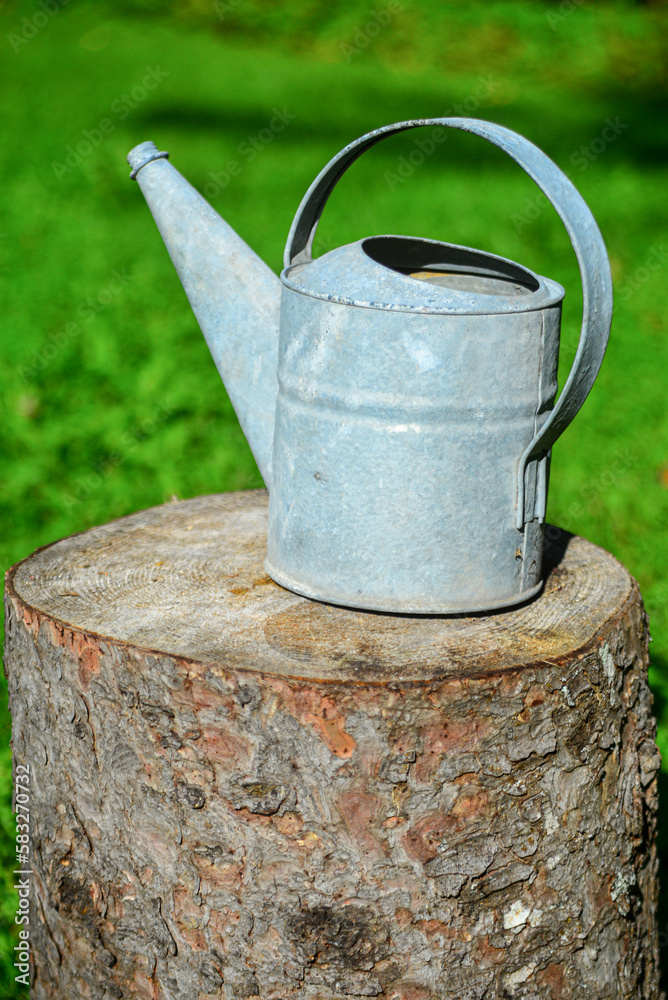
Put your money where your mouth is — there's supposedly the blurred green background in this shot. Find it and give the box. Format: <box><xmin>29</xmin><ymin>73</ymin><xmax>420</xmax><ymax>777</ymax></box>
<box><xmin>1</xmin><ymin>0</ymin><xmax>667</xmax><ymax>993</ymax></box>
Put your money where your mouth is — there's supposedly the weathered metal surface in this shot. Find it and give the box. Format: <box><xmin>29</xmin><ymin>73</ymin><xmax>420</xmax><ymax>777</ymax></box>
<box><xmin>127</xmin><ymin>119</ymin><xmax>612</xmax><ymax>614</ymax></box>
<box><xmin>126</xmin><ymin>142</ymin><xmax>280</xmax><ymax>486</ymax></box>
<box><xmin>5</xmin><ymin>492</ymin><xmax>661</xmax><ymax>999</ymax></box>
<box><xmin>270</xmin><ymin>259</ymin><xmax>560</xmax><ymax>612</ymax></box>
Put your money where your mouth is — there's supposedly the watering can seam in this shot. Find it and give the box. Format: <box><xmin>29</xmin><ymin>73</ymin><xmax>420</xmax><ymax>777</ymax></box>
<box><xmin>280</xmin><ymin>277</ymin><xmax>564</xmax><ymax>317</ymax></box>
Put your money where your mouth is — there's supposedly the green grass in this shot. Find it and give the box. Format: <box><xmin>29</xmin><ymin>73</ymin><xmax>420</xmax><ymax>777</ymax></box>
<box><xmin>1</xmin><ymin>0</ymin><xmax>667</xmax><ymax>993</ymax></box>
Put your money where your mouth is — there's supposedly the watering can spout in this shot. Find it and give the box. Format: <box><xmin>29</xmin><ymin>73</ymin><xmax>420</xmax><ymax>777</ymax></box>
<box><xmin>127</xmin><ymin>141</ymin><xmax>280</xmax><ymax>486</ymax></box>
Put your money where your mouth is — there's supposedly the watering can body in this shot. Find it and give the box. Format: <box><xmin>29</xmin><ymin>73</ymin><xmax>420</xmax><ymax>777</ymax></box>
<box><xmin>271</xmin><ymin>239</ymin><xmax>563</xmax><ymax>612</ymax></box>
<box><xmin>127</xmin><ymin>119</ymin><xmax>612</xmax><ymax>614</ymax></box>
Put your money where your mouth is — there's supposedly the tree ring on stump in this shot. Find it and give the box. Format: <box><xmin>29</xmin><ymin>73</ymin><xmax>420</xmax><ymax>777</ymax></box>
<box><xmin>4</xmin><ymin>490</ymin><xmax>661</xmax><ymax>1000</ymax></box>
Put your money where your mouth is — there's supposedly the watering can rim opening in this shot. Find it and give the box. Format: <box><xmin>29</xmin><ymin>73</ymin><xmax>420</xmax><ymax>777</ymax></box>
<box><xmin>281</xmin><ymin>234</ymin><xmax>565</xmax><ymax>316</ymax></box>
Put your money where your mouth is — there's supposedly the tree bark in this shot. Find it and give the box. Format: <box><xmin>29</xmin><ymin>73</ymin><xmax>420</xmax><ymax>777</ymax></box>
<box><xmin>4</xmin><ymin>490</ymin><xmax>662</xmax><ymax>1000</ymax></box>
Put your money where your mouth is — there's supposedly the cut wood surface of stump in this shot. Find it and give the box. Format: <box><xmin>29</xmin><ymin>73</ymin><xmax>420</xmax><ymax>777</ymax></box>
<box><xmin>3</xmin><ymin>490</ymin><xmax>662</xmax><ymax>1000</ymax></box>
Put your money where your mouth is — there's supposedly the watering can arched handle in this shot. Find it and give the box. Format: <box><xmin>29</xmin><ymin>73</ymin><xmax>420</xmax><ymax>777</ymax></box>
<box><xmin>284</xmin><ymin>119</ymin><xmax>613</xmax><ymax>527</ymax></box>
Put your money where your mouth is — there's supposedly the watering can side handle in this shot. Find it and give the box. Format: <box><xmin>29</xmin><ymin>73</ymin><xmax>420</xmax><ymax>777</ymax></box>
<box><xmin>284</xmin><ymin>118</ymin><xmax>613</xmax><ymax>528</ymax></box>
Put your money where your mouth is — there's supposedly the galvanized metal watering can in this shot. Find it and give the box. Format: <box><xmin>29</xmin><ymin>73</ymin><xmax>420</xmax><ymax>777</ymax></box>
<box><xmin>127</xmin><ymin>119</ymin><xmax>612</xmax><ymax>614</ymax></box>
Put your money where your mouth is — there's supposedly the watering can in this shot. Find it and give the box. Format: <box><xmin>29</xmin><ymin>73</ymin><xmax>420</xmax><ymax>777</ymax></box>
<box><xmin>126</xmin><ymin>119</ymin><xmax>612</xmax><ymax>614</ymax></box>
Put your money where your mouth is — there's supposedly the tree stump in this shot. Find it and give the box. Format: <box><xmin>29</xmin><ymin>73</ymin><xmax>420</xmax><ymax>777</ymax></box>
<box><xmin>4</xmin><ymin>490</ymin><xmax>662</xmax><ymax>1000</ymax></box>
